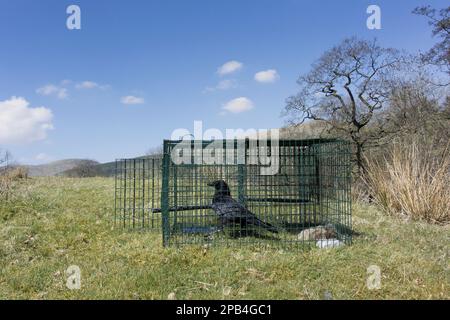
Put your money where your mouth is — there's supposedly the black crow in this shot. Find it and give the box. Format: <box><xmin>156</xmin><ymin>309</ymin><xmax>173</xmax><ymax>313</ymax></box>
<box><xmin>207</xmin><ymin>180</ymin><xmax>278</xmax><ymax>233</ymax></box>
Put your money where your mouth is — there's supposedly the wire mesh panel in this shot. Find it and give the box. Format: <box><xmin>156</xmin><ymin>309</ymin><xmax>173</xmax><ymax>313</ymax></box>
<box><xmin>161</xmin><ymin>139</ymin><xmax>352</xmax><ymax>248</ymax></box>
<box><xmin>115</xmin><ymin>157</ymin><xmax>162</xmax><ymax>229</ymax></box>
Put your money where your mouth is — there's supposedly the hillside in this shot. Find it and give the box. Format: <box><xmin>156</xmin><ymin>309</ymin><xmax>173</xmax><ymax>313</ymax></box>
<box><xmin>90</xmin><ymin>154</ymin><xmax>163</xmax><ymax>177</ymax></box>
<box><xmin>279</xmin><ymin>121</ymin><xmax>332</xmax><ymax>139</ymax></box>
<box><xmin>91</xmin><ymin>160</ymin><xmax>117</xmax><ymax>177</ymax></box>
<box><xmin>25</xmin><ymin>159</ymin><xmax>99</xmax><ymax>177</ymax></box>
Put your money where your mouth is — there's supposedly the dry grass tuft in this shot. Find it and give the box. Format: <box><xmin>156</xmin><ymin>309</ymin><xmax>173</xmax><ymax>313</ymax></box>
<box><xmin>364</xmin><ymin>141</ymin><xmax>450</xmax><ymax>225</ymax></box>
<box><xmin>7</xmin><ymin>167</ymin><xmax>29</xmax><ymax>180</ymax></box>
<box><xmin>0</xmin><ymin>167</ymin><xmax>29</xmax><ymax>199</ymax></box>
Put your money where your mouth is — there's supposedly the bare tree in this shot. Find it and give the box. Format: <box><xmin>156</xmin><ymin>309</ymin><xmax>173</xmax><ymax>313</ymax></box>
<box><xmin>284</xmin><ymin>37</ymin><xmax>402</xmax><ymax>173</ymax></box>
<box><xmin>413</xmin><ymin>5</ymin><xmax>450</xmax><ymax>81</ymax></box>
<box><xmin>64</xmin><ymin>160</ymin><xmax>99</xmax><ymax>178</ymax></box>
<box><xmin>0</xmin><ymin>150</ymin><xmax>18</xmax><ymax>200</ymax></box>
<box><xmin>0</xmin><ymin>149</ymin><xmax>12</xmax><ymax>175</ymax></box>
<box><xmin>387</xmin><ymin>81</ymin><xmax>450</xmax><ymax>143</ymax></box>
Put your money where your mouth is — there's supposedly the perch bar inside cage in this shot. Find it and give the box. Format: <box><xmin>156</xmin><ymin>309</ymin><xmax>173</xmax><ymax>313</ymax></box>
<box><xmin>151</xmin><ymin>204</ymin><xmax>212</xmax><ymax>213</ymax></box>
<box><xmin>150</xmin><ymin>196</ymin><xmax>312</xmax><ymax>213</ymax></box>
<box><xmin>245</xmin><ymin>197</ymin><xmax>312</xmax><ymax>203</ymax></box>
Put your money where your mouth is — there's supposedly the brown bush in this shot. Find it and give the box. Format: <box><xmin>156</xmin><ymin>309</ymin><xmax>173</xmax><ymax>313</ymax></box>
<box><xmin>364</xmin><ymin>140</ymin><xmax>450</xmax><ymax>224</ymax></box>
<box><xmin>7</xmin><ymin>167</ymin><xmax>29</xmax><ymax>180</ymax></box>
<box><xmin>0</xmin><ymin>167</ymin><xmax>29</xmax><ymax>199</ymax></box>
<box><xmin>0</xmin><ymin>175</ymin><xmax>12</xmax><ymax>198</ymax></box>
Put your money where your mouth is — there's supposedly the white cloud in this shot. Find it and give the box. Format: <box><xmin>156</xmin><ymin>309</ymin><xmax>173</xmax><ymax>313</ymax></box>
<box><xmin>217</xmin><ymin>60</ymin><xmax>243</xmax><ymax>76</ymax></box>
<box><xmin>37</xmin><ymin>80</ymin><xmax>108</xmax><ymax>99</ymax></box>
<box><xmin>121</xmin><ymin>95</ymin><xmax>145</xmax><ymax>105</ymax></box>
<box><xmin>254</xmin><ymin>69</ymin><xmax>280</xmax><ymax>83</ymax></box>
<box><xmin>0</xmin><ymin>97</ymin><xmax>54</xmax><ymax>144</ymax></box>
<box><xmin>36</xmin><ymin>84</ymin><xmax>68</xmax><ymax>99</ymax></box>
<box><xmin>76</xmin><ymin>81</ymin><xmax>99</xmax><ymax>89</ymax></box>
<box><xmin>75</xmin><ymin>81</ymin><xmax>109</xmax><ymax>90</ymax></box>
<box><xmin>222</xmin><ymin>97</ymin><xmax>254</xmax><ymax>114</ymax></box>
<box><xmin>204</xmin><ymin>79</ymin><xmax>237</xmax><ymax>93</ymax></box>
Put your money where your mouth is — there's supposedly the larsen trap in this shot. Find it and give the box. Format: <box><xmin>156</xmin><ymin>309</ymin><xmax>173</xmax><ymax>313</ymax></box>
<box><xmin>115</xmin><ymin>139</ymin><xmax>352</xmax><ymax>248</ymax></box>
<box><xmin>115</xmin><ymin>157</ymin><xmax>162</xmax><ymax>229</ymax></box>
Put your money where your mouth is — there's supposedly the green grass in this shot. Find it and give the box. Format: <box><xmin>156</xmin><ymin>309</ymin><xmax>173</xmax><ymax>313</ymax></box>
<box><xmin>0</xmin><ymin>177</ymin><xmax>448</xmax><ymax>299</ymax></box>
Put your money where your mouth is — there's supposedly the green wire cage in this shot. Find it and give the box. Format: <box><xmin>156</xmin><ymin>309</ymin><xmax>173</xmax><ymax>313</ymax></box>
<box><xmin>115</xmin><ymin>139</ymin><xmax>352</xmax><ymax>248</ymax></box>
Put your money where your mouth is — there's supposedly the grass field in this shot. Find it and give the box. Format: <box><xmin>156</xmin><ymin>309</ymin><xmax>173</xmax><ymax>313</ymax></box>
<box><xmin>0</xmin><ymin>177</ymin><xmax>448</xmax><ymax>299</ymax></box>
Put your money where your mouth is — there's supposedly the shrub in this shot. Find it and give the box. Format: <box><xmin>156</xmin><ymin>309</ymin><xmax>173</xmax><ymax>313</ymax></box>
<box><xmin>0</xmin><ymin>167</ymin><xmax>29</xmax><ymax>199</ymax></box>
<box><xmin>8</xmin><ymin>167</ymin><xmax>29</xmax><ymax>180</ymax></box>
<box><xmin>364</xmin><ymin>140</ymin><xmax>450</xmax><ymax>225</ymax></box>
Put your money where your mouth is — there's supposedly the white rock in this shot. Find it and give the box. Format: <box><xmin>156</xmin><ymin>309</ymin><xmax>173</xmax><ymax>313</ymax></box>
<box><xmin>316</xmin><ymin>238</ymin><xmax>344</xmax><ymax>249</ymax></box>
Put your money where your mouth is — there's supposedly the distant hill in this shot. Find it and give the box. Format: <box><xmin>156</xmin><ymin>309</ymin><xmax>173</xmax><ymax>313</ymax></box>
<box><xmin>25</xmin><ymin>159</ymin><xmax>99</xmax><ymax>177</ymax></box>
<box><xmin>60</xmin><ymin>155</ymin><xmax>162</xmax><ymax>177</ymax></box>
<box><xmin>90</xmin><ymin>161</ymin><xmax>116</xmax><ymax>177</ymax></box>
<box><xmin>279</xmin><ymin>121</ymin><xmax>331</xmax><ymax>139</ymax></box>
<box><xmin>61</xmin><ymin>160</ymin><xmax>117</xmax><ymax>177</ymax></box>
<box><xmin>91</xmin><ymin>155</ymin><xmax>163</xmax><ymax>177</ymax></box>
<box><xmin>24</xmin><ymin>156</ymin><xmax>161</xmax><ymax>178</ymax></box>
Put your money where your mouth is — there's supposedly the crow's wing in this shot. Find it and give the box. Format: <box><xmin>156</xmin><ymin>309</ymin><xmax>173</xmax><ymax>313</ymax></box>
<box><xmin>211</xmin><ymin>196</ymin><xmax>278</xmax><ymax>233</ymax></box>
<box><xmin>211</xmin><ymin>196</ymin><xmax>252</xmax><ymax>218</ymax></box>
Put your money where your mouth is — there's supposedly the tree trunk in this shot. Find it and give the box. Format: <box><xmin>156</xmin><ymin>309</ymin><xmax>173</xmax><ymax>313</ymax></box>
<box><xmin>355</xmin><ymin>142</ymin><xmax>365</xmax><ymax>176</ymax></box>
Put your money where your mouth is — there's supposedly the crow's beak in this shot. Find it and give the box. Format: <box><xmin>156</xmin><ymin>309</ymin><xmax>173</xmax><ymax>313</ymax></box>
<box><xmin>207</xmin><ymin>181</ymin><xmax>215</xmax><ymax>187</ymax></box>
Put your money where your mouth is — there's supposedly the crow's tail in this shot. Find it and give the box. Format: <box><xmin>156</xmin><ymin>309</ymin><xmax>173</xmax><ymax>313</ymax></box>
<box><xmin>252</xmin><ymin>217</ymin><xmax>278</xmax><ymax>233</ymax></box>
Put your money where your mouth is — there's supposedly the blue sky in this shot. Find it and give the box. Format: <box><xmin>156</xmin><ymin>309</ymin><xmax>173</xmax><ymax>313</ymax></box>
<box><xmin>0</xmin><ymin>0</ymin><xmax>447</xmax><ymax>164</ymax></box>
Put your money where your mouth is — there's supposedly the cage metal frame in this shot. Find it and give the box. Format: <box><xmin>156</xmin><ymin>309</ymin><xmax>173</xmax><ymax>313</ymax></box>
<box><xmin>114</xmin><ymin>139</ymin><xmax>352</xmax><ymax>248</ymax></box>
<box><xmin>114</xmin><ymin>157</ymin><xmax>162</xmax><ymax>230</ymax></box>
